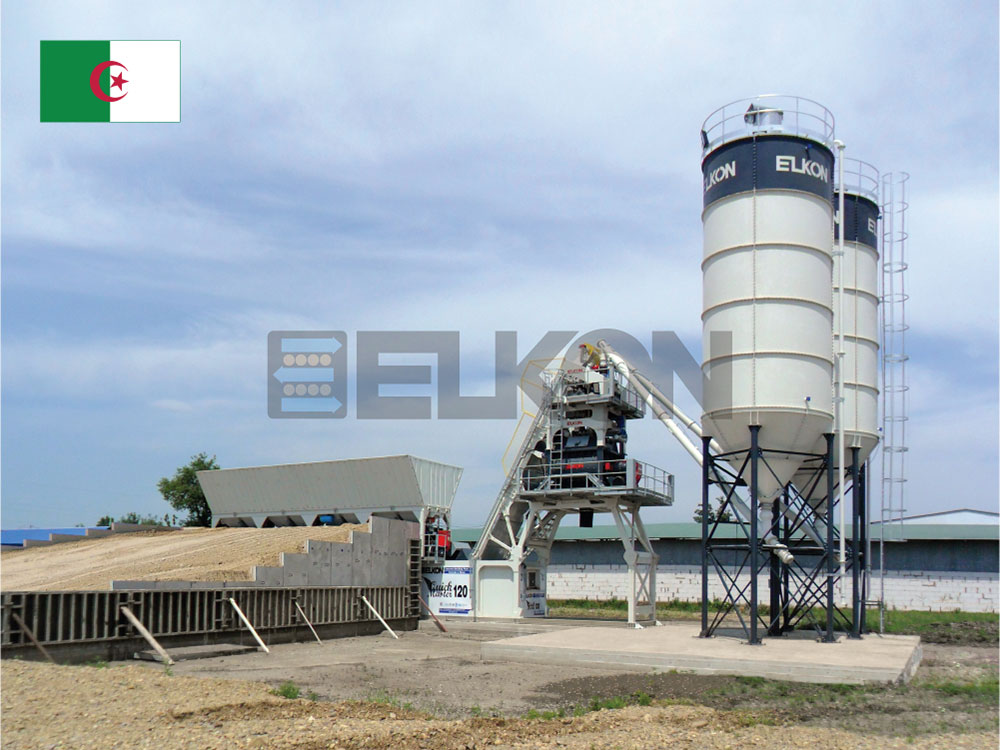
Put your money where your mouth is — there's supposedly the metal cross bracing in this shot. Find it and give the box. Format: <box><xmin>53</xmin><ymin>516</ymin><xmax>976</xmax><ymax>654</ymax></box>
<box><xmin>698</xmin><ymin>431</ymin><xmax>869</xmax><ymax>645</ymax></box>
<box><xmin>593</xmin><ymin>340</ymin><xmax>871</xmax><ymax>644</ymax></box>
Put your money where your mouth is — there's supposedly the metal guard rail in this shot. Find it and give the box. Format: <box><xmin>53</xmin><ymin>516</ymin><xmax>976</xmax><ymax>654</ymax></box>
<box><xmin>520</xmin><ymin>459</ymin><xmax>673</xmax><ymax>501</ymax></box>
<box><xmin>561</xmin><ymin>366</ymin><xmax>645</xmax><ymax>415</ymax></box>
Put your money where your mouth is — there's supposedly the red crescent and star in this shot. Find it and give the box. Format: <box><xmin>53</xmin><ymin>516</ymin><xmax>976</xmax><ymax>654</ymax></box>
<box><xmin>89</xmin><ymin>60</ymin><xmax>128</xmax><ymax>102</ymax></box>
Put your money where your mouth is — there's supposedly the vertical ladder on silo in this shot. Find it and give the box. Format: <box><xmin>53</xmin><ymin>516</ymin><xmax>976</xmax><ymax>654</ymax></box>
<box><xmin>876</xmin><ymin>172</ymin><xmax>910</xmax><ymax>632</ymax></box>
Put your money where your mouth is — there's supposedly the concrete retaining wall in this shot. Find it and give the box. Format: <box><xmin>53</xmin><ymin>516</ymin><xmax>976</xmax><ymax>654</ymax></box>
<box><xmin>111</xmin><ymin>517</ymin><xmax>418</xmax><ymax>591</ymax></box>
<box><xmin>547</xmin><ymin>564</ymin><xmax>1000</xmax><ymax>613</ymax></box>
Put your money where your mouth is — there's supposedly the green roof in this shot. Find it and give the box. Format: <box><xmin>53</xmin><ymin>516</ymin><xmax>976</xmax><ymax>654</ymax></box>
<box><xmin>452</xmin><ymin>522</ymin><xmax>999</xmax><ymax>544</ymax></box>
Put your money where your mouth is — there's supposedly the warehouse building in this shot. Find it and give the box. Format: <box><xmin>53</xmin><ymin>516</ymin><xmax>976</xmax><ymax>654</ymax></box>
<box><xmin>454</xmin><ymin>514</ymin><xmax>999</xmax><ymax>612</ymax></box>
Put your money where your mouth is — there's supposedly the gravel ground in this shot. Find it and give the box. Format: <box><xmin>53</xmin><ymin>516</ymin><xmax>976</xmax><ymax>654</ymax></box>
<box><xmin>143</xmin><ymin>619</ymin><xmax>997</xmax><ymax>738</ymax></box>
<box><xmin>3</xmin><ymin>660</ymin><xmax>996</xmax><ymax>749</ymax></box>
<box><xmin>0</xmin><ymin>524</ymin><xmax>369</xmax><ymax>591</ymax></box>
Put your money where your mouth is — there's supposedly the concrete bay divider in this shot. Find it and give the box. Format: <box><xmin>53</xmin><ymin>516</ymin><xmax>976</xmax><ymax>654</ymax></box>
<box><xmin>107</xmin><ymin>516</ymin><xmax>417</xmax><ymax>590</ymax></box>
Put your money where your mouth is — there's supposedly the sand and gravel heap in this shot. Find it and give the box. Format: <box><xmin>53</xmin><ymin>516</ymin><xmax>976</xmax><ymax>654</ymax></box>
<box><xmin>0</xmin><ymin>523</ymin><xmax>369</xmax><ymax>591</ymax></box>
<box><xmin>3</xmin><ymin>661</ymin><xmax>995</xmax><ymax>750</ymax></box>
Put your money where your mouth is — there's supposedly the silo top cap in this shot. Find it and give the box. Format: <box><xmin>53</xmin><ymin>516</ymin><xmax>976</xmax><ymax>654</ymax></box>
<box><xmin>702</xmin><ymin>95</ymin><xmax>835</xmax><ymax>155</ymax></box>
<box><xmin>743</xmin><ymin>103</ymin><xmax>783</xmax><ymax>127</ymax></box>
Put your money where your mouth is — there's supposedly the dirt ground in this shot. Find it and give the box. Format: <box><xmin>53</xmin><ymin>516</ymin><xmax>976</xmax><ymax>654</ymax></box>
<box><xmin>3</xmin><ymin>658</ymin><xmax>995</xmax><ymax>750</ymax></box>
<box><xmin>138</xmin><ymin>620</ymin><xmax>998</xmax><ymax>735</ymax></box>
<box><xmin>2</xmin><ymin>619</ymin><xmax>996</xmax><ymax>748</ymax></box>
<box><xmin>0</xmin><ymin>524</ymin><xmax>369</xmax><ymax>591</ymax></box>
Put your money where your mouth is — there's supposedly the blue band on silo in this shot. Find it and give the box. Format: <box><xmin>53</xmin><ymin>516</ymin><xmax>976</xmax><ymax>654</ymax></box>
<box><xmin>835</xmin><ymin>193</ymin><xmax>879</xmax><ymax>248</ymax></box>
<box><xmin>702</xmin><ymin>135</ymin><xmax>836</xmax><ymax>209</ymax></box>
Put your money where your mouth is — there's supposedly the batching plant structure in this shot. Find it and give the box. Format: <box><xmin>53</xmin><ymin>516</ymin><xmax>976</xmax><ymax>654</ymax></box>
<box><xmin>473</xmin><ymin>353</ymin><xmax>674</xmax><ymax>625</ymax></box>
<box><xmin>697</xmin><ymin>95</ymin><xmax>863</xmax><ymax>643</ymax></box>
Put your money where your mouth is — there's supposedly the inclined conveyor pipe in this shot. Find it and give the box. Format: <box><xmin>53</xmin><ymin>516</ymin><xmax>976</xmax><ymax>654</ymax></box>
<box><xmin>597</xmin><ymin>340</ymin><xmax>796</xmax><ymax>563</ymax></box>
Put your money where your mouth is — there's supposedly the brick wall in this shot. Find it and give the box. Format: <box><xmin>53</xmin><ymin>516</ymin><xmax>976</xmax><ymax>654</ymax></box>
<box><xmin>547</xmin><ymin>564</ymin><xmax>1000</xmax><ymax>613</ymax></box>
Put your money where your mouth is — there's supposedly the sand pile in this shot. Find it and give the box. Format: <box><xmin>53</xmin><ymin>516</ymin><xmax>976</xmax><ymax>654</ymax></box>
<box><xmin>0</xmin><ymin>523</ymin><xmax>369</xmax><ymax>591</ymax></box>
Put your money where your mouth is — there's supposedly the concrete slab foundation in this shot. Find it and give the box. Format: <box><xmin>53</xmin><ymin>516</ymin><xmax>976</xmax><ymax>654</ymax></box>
<box><xmin>480</xmin><ymin>622</ymin><xmax>922</xmax><ymax>684</ymax></box>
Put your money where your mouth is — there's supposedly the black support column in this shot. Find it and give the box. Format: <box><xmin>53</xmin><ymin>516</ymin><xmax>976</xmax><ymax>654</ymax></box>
<box><xmin>748</xmin><ymin>425</ymin><xmax>762</xmax><ymax>645</ymax></box>
<box><xmin>700</xmin><ymin>435</ymin><xmax>712</xmax><ymax>638</ymax></box>
<box><xmin>850</xmin><ymin>446</ymin><xmax>862</xmax><ymax>639</ymax></box>
<box><xmin>768</xmin><ymin>493</ymin><xmax>781</xmax><ymax>636</ymax></box>
<box><xmin>823</xmin><ymin>432</ymin><xmax>837</xmax><ymax>643</ymax></box>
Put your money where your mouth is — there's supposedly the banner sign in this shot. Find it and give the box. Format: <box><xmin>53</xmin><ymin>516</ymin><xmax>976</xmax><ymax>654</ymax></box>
<box><xmin>422</xmin><ymin>563</ymin><xmax>472</xmax><ymax>616</ymax></box>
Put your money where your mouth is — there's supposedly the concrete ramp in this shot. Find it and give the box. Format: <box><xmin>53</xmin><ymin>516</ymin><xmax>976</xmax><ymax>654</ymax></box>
<box><xmin>481</xmin><ymin>622</ymin><xmax>922</xmax><ymax>684</ymax></box>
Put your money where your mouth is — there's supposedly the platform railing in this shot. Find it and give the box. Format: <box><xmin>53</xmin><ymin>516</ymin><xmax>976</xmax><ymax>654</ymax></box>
<box><xmin>701</xmin><ymin>94</ymin><xmax>836</xmax><ymax>154</ymax></box>
<box><xmin>559</xmin><ymin>366</ymin><xmax>645</xmax><ymax>415</ymax></box>
<box><xmin>520</xmin><ymin>458</ymin><xmax>673</xmax><ymax>502</ymax></box>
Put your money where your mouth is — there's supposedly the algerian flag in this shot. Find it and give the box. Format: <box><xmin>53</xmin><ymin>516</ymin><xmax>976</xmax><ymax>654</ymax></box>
<box><xmin>41</xmin><ymin>41</ymin><xmax>180</xmax><ymax>122</ymax></box>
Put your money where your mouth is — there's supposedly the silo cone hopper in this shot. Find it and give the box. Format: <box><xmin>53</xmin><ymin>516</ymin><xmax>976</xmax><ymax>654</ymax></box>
<box><xmin>791</xmin><ymin>432</ymin><xmax>878</xmax><ymax>513</ymax></box>
<box><xmin>702</xmin><ymin>410</ymin><xmax>832</xmax><ymax>500</ymax></box>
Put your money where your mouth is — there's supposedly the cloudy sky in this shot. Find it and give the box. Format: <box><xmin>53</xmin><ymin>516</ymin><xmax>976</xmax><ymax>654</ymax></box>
<box><xmin>2</xmin><ymin>1</ymin><xmax>997</xmax><ymax>529</ymax></box>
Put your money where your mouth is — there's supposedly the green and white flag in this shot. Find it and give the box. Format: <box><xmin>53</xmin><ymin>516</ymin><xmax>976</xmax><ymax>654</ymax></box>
<box><xmin>41</xmin><ymin>41</ymin><xmax>180</xmax><ymax>122</ymax></box>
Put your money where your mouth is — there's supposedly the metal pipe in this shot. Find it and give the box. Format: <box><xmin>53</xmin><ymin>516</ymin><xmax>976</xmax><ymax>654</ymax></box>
<box><xmin>861</xmin><ymin>461</ymin><xmax>870</xmax><ymax>634</ymax></box>
<box><xmin>823</xmin><ymin>433</ymin><xmax>837</xmax><ymax>642</ymax></box>
<box><xmin>10</xmin><ymin>612</ymin><xmax>55</xmax><ymax>663</ymax></box>
<box><xmin>598</xmin><ymin>339</ymin><xmax>794</xmax><ymax>563</ymax></box>
<box><xmin>850</xmin><ymin>446</ymin><xmax>862</xmax><ymax>639</ymax></box>
<box><xmin>120</xmin><ymin>605</ymin><xmax>175</xmax><ymax>664</ymax></box>
<box><xmin>700</xmin><ymin>435</ymin><xmax>711</xmax><ymax>637</ymax></box>
<box><xmin>749</xmin><ymin>425</ymin><xmax>761</xmax><ymax>645</ymax></box>
<box><xmin>768</xmin><ymin>494</ymin><xmax>781</xmax><ymax>636</ymax></box>
<box><xmin>834</xmin><ymin>140</ymin><xmax>847</xmax><ymax>601</ymax></box>
<box><xmin>361</xmin><ymin>594</ymin><xmax>399</xmax><ymax>639</ymax></box>
<box><xmin>293</xmin><ymin>600</ymin><xmax>323</xmax><ymax>645</ymax></box>
<box><xmin>633</xmin><ymin>370</ymin><xmax>714</xmax><ymax>446</ymax></box>
<box><xmin>598</xmin><ymin>340</ymin><xmax>723</xmax><ymax>454</ymax></box>
<box><xmin>228</xmin><ymin>597</ymin><xmax>270</xmax><ymax>653</ymax></box>
<box><xmin>418</xmin><ymin>595</ymin><xmax>448</xmax><ymax>633</ymax></box>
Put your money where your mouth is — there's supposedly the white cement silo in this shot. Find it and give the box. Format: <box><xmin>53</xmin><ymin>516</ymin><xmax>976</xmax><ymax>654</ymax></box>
<box><xmin>700</xmin><ymin>96</ymin><xmax>837</xmax><ymax>497</ymax></box>
<box><xmin>793</xmin><ymin>159</ymin><xmax>881</xmax><ymax>500</ymax></box>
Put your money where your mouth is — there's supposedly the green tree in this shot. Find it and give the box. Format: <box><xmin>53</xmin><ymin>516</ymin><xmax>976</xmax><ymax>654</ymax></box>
<box><xmin>157</xmin><ymin>453</ymin><xmax>219</xmax><ymax>527</ymax></box>
<box><xmin>693</xmin><ymin>497</ymin><xmax>735</xmax><ymax>525</ymax></box>
<box><xmin>97</xmin><ymin>512</ymin><xmax>179</xmax><ymax>527</ymax></box>
<box><xmin>119</xmin><ymin>511</ymin><xmax>165</xmax><ymax>526</ymax></box>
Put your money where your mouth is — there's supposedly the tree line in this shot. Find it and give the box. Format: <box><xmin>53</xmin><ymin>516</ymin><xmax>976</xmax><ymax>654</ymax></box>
<box><xmin>97</xmin><ymin>452</ymin><xmax>218</xmax><ymax>528</ymax></box>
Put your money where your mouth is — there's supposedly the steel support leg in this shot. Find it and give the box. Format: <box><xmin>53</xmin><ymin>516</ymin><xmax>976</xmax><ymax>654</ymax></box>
<box><xmin>768</xmin><ymin>494</ymin><xmax>781</xmax><ymax>636</ymax></box>
<box><xmin>700</xmin><ymin>435</ymin><xmax>711</xmax><ymax>637</ymax></box>
<box><xmin>850</xmin><ymin>447</ymin><xmax>862</xmax><ymax>639</ymax></box>
<box><xmin>860</xmin><ymin>462</ymin><xmax>869</xmax><ymax>634</ymax></box>
<box><xmin>823</xmin><ymin>432</ymin><xmax>837</xmax><ymax>643</ymax></box>
<box><xmin>781</xmin><ymin>494</ymin><xmax>790</xmax><ymax>633</ymax></box>
<box><xmin>749</xmin><ymin>425</ymin><xmax>762</xmax><ymax>645</ymax></box>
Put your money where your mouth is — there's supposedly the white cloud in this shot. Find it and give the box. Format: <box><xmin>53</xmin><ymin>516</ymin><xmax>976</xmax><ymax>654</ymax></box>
<box><xmin>151</xmin><ymin>398</ymin><xmax>194</xmax><ymax>412</ymax></box>
<box><xmin>1</xmin><ymin>1</ymin><xmax>996</xmax><ymax>528</ymax></box>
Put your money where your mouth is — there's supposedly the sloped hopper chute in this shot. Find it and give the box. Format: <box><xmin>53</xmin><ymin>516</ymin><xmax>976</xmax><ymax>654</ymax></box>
<box><xmin>197</xmin><ymin>455</ymin><xmax>462</xmax><ymax>529</ymax></box>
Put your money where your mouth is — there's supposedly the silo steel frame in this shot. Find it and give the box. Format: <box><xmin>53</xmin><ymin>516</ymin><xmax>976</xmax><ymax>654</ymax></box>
<box><xmin>699</xmin><ymin>428</ymin><xmax>867</xmax><ymax>644</ymax></box>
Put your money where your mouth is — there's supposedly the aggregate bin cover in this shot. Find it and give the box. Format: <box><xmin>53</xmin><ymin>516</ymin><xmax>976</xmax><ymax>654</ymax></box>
<box><xmin>198</xmin><ymin>455</ymin><xmax>462</xmax><ymax>518</ymax></box>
